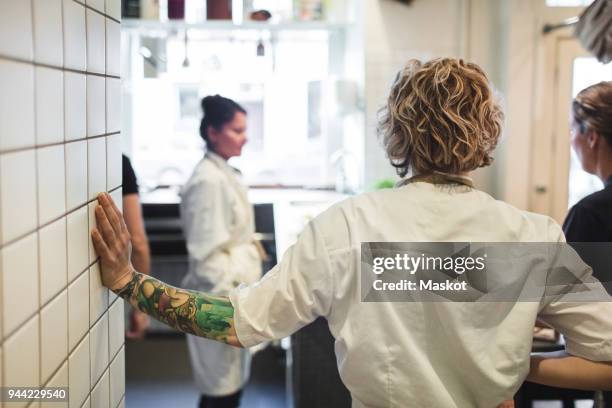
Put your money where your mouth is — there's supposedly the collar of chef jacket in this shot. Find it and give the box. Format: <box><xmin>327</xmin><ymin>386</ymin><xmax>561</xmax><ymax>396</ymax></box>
<box><xmin>204</xmin><ymin>150</ymin><xmax>253</xmax><ymax>229</ymax></box>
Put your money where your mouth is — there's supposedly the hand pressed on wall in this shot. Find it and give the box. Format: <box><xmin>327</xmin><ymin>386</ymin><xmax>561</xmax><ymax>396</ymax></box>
<box><xmin>91</xmin><ymin>192</ymin><xmax>135</xmax><ymax>291</ymax></box>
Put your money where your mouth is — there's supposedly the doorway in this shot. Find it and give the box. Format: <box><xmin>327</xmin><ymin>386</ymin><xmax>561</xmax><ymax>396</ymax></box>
<box><xmin>533</xmin><ymin>36</ymin><xmax>612</xmax><ymax>223</ymax></box>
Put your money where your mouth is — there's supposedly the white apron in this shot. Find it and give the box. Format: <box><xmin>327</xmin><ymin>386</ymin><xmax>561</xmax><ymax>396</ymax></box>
<box><xmin>179</xmin><ymin>151</ymin><xmax>262</xmax><ymax>396</ymax></box>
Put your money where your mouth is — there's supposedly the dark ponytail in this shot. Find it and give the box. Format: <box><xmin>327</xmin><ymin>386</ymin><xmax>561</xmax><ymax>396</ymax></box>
<box><xmin>573</xmin><ymin>81</ymin><xmax>612</xmax><ymax>147</ymax></box>
<box><xmin>199</xmin><ymin>95</ymin><xmax>246</xmax><ymax>148</ymax></box>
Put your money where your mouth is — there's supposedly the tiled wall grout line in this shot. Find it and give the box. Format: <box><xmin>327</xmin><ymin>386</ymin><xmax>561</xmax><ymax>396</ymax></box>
<box><xmin>85</xmin><ymin>7</ymin><xmax>93</xmax><ymax>402</ymax></box>
<box><xmin>0</xmin><ymin>1</ymin><xmax>125</xmax><ymax>402</ymax></box>
<box><xmin>5</xmin><ymin>267</ymin><xmax>85</xmax><ymax>342</ymax></box>
<box><xmin>40</xmin><ymin>353</ymin><xmax>126</xmax><ymax>396</ymax></box>
<box><xmin>0</xmin><ymin>54</ymin><xmax>120</xmax><ymax>79</ymax></box>
<box><xmin>61</xmin><ymin>0</ymin><xmax>71</xmax><ymax>397</ymax></box>
<box><xmin>0</xmin><ymin>184</ymin><xmax>122</xmax><ymax>250</ymax></box>
<box><xmin>0</xmin><ymin>0</ymin><xmax>5</xmax><ymax>367</ymax></box>
<box><xmin>31</xmin><ymin>0</ymin><xmax>44</xmax><ymax>387</ymax></box>
<box><xmin>9</xmin><ymin>282</ymin><xmax>125</xmax><ymax>400</ymax></box>
<box><xmin>0</xmin><ymin>132</ymin><xmax>120</xmax><ymax>156</ymax></box>
<box><xmin>74</xmin><ymin>0</ymin><xmax>121</xmax><ymax>25</ymax></box>
<box><xmin>0</xmin><ymin>253</ymin><xmax>120</xmax><ymax>345</ymax></box>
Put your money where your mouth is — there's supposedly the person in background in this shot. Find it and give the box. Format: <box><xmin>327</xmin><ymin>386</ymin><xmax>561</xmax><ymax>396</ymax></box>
<box><xmin>92</xmin><ymin>59</ymin><xmax>612</xmax><ymax>408</ymax></box>
<box><xmin>563</xmin><ymin>81</ymin><xmax>612</xmax><ymax>406</ymax></box>
<box><xmin>563</xmin><ymin>81</ymin><xmax>612</xmax><ymax>242</ymax></box>
<box><xmin>122</xmin><ymin>154</ymin><xmax>151</xmax><ymax>339</ymax></box>
<box><xmin>178</xmin><ymin>95</ymin><xmax>262</xmax><ymax>408</ymax></box>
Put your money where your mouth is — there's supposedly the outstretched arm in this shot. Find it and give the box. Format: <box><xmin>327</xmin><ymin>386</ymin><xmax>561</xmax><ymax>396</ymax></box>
<box><xmin>91</xmin><ymin>192</ymin><xmax>243</xmax><ymax>347</ymax></box>
<box><xmin>527</xmin><ymin>351</ymin><xmax>612</xmax><ymax>391</ymax></box>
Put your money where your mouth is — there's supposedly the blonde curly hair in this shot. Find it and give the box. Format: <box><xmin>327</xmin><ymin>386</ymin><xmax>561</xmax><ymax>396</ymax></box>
<box><xmin>378</xmin><ymin>58</ymin><xmax>504</xmax><ymax>177</ymax></box>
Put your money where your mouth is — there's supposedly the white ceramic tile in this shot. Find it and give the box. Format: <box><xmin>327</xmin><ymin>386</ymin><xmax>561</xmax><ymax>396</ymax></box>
<box><xmin>68</xmin><ymin>270</ymin><xmax>89</xmax><ymax>351</ymax></box>
<box><xmin>33</xmin><ymin>0</ymin><xmax>63</xmax><ymax>66</ymax></box>
<box><xmin>0</xmin><ymin>0</ymin><xmax>33</xmax><ymax>60</ymax></box>
<box><xmin>1</xmin><ymin>234</ymin><xmax>39</xmax><ymax>337</ymax></box>
<box><xmin>67</xmin><ymin>206</ymin><xmax>89</xmax><ymax>282</ymax></box>
<box><xmin>68</xmin><ymin>335</ymin><xmax>90</xmax><ymax>408</ymax></box>
<box><xmin>105</xmin><ymin>78</ymin><xmax>121</xmax><ymax>134</ymax></box>
<box><xmin>42</xmin><ymin>361</ymin><xmax>68</xmax><ymax>408</ymax></box>
<box><xmin>64</xmin><ymin>72</ymin><xmax>87</xmax><ymax>141</ymax></box>
<box><xmin>88</xmin><ymin>201</ymin><xmax>98</xmax><ymax>263</ymax></box>
<box><xmin>87</xmin><ymin>0</ymin><xmax>105</xmax><ymax>13</ymax></box>
<box><xmin>108</xmin><ymin>299</ymin><xmax>124</xmax><ymax>359</ymax></box>
<box><xmin>66</xmin><ymin>141</ymin><xmax>88</xmax><ymax>211</ymax></box>
<box><xmin>90</xmin><ymin>313</ymin><xmax>109</xmax><ymax>387</ymax></box>
<box><xmin>0</xmin><ymin>348</ymin><xmax>3</xmax><ymax>400</ymax></box>
<box><xmin>87</xmin><ymin>76</ymin><xmax>106</xmax><ymax>137</ymax></box>
<box><xmin>106</xmin><ymin>135</ymin><xmax>122</xmax><ymax>190</ymax></box>
<box><xmin>106</xmin><ymin>0</ymin><xmax>121</xmax><ymax>21</ymax></box>
<box><xmin>39</xmin><ymin>217</ymin><xmax>68</xmax><ymax>305</ymax></box>
<box><xmin>88</xmin><ymin>137</ymin><xmax>107</xmax><ymax>199</ymax></box>
<box><xmin>105</xmin><ymin>20</ymin><xmax>120</xmax><ymax>76</ymax></box>
<box><xmin>41</xmin><ymin>290</ymin><xmax>68</xmax><ymax>383</ymax></box>
<box><xmin>108</xmin><ymin>287</ymin><xmax>117</xmax><ymax>304</ymax></box>
<box><xmin>91</xmin><ymin>369</ymin><xmax>109</xmax><ymax>408</ymax></box>
<box><xmin>0</xmin><ymin>60</ymin><xmax>35</xmax><ymax>151</ymax></box>
<box><xmin>48</xmin><ymin>359</ymin><xmax>69</xmax><ymax>388</ymax></box>
<box><xmin>36</xmin><ymin>67</ymin><xmax>64</xmax><ymax>145</ymax></box>
<box><xmin>4</xmin><ymin>317</ymin><xmax>39</xmax><ymax>401</ymax></box>
<box><xmin>0</xmin><ymin>150</ymin><xmax>37</xmax><ymax>243</ymax></box>
<box><xmin>63</xmin><ymin>0</ymin><xmax>87</xmax><ymax>70</ymax></box>
<box><xmin>86</xmin><ymin>10</ymin><xmax>106</xmax><ymax>74</ymax></box>
<box><xmin>90</xmin><ymin>263</ymin><xmax>108</xmax><ymax>324</ymax></box>
<box><xmin>110</xmin><ymin>188</ymin><xmax>122</xmax><ymax>213</ymax></box>
<box><xmin>37</xmin><ymin>145</ymin><xmax>67</xmax><ymax>225</ymax></box>
<box><xmin>109</xmin><ymin>347</ymin><xmax>125</xmax><ymax>408</ymax></box>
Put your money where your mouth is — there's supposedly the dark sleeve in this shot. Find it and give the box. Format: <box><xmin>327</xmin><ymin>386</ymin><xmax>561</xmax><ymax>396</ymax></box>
<box><xmin>562</xmin><ymin>203</ymin><xmax>607</xmax><ymax>242</ymax></box>
<box><xmin>122</xmin><ymin>154</ymin><xmax>139</xmax><ymax>196</ymax></box>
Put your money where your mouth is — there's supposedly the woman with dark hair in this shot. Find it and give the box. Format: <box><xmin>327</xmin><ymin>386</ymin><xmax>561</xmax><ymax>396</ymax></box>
<box><xmin>92</xmin><ymin>60</ymin><xmax>612</xmax><ymax>407</ymax></box>
<box><xmin>564</xmin><ymin>81</ymin><xmax>612</xmax><ymax>242</ymax></box>
<box><xmin>563</xmin><ymin>81</ymin><xmax>612</xmax><ymax>405</ymax></box>
<box><xmin>178</xmin><ymin>95</ymin><xmax>262</xmax><ymax>407</ymax></box>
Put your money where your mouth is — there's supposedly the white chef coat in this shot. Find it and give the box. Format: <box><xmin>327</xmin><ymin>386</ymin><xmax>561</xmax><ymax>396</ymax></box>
<box><xmin>180</xmin><ymin>151</ymin><xmax>262</xmax><ymax>396</ymax></box>
<box><xmin>229</xmin><ymin>181</ymin><xmax>612</xmax><ymax>408</ymax></box>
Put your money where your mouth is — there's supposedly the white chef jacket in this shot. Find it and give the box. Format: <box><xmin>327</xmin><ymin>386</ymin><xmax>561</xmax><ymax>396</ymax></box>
<box><xmin>229</xmin><ymin>181</ymin><xmax>612</xmax><ymax>408</ymax></box>
<box><xmin>180</xmin><ymin>151</ymin><xmax>262</xmax><ymax>396</ymax></box>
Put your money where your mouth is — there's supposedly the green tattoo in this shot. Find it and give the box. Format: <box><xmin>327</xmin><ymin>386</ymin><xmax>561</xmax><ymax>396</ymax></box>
<box><xmin>115</xmin><ymin>272</ymin><xmax>140</xmax><ymax>299</ymax></box>
<box><xmin>114</xmin><ymin>271</ymin><xmax>237</xmax><ymax>344</ymax></box>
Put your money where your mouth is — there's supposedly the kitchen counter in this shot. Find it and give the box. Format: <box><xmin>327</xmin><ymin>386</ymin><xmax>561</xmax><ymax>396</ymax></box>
<box><xmin>141</xmin><ymin>187</ymin><xmax>350</xmax><ymax>257</ymax></box>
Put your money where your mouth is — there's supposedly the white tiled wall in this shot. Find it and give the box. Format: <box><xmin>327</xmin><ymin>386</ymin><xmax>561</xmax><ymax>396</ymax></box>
<box><xmin>0</xmin><ymin>1</ymin><xmax>124</xmax><ymax>407</ymax></box>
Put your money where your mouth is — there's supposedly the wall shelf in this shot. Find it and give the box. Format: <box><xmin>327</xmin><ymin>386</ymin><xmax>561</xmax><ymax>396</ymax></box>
<box><xmin>121</xmin><ymin>18</ymin><xmax>353</xmax><ymax>33</ymax></box>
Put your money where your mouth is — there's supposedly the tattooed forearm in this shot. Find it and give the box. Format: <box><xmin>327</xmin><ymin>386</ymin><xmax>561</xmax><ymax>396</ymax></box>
<box><xmin>112</xmin><ymin>270</ymin><xmax>241</xmax><ymax>346</ymax></box>
<box><xmin>115</xmin><ymin>271</ymin><xmax>140</xmax><ymax>299</ymax></box>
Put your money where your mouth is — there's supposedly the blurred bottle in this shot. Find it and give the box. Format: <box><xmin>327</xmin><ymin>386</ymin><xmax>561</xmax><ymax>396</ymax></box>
<box><xmin>168</xmin><ymin>0</ymin><xmax>185</xmax><ymax>19</ymax></box>
<box><xmin>122</xmin><ymin>0</ymin><xmax>140</xmax><ymax>18</ymax></box>
<box><xmin>141</xmin><ymin>0</ymin><xmax>161</xmax><ymax>20</ymax></box>
<box><xmin>206</xmin><ymin>0</ymin><xmax>232</xmax><ymax>20</ymax></box>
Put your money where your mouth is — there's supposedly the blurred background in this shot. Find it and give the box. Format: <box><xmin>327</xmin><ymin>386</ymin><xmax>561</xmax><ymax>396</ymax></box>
<box><xmin>0</xmin><ymin>0</ymin><xmax>610</xmax><ymax>407</ymax></box>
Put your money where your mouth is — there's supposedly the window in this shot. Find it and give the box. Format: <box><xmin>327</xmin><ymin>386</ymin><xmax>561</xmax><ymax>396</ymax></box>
<box><xmin>546</xmin><ymin>0</ymin><xmax>593</xmax><ymax>7</ymax></box>
<box><xmin>123</xmin><ymin>25</ymin><xmax>358</xmax><ymax>192</ymax></box>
